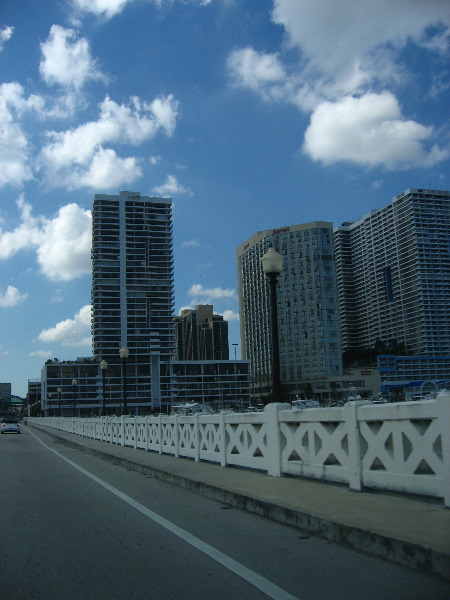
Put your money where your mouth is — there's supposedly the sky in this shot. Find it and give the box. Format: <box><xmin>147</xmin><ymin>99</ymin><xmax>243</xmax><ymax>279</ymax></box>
<box><xmin>1</xmin><ymin>0</ymin><xmax>449</xmax><ymax>398</ymax></box>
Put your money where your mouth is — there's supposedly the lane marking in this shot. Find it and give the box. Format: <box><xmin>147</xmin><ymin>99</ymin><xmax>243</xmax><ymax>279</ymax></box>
<box><xmin>30</xmin><ymin>429</ymin><xmax>301</xmax><ymax>600</ymax></box>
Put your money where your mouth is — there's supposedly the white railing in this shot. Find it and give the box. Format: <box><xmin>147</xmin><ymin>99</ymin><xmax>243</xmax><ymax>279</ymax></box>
<box><xmin>29</xmin><ymin>390</ymin><xmax>450</xmax><ymax>506</ymax></box>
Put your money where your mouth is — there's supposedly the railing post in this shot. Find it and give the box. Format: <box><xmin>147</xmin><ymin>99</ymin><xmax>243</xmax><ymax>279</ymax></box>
<box><xmin>265</xmin><ymin>403</ymin><xmax>290</xmax><ymax>477</ymax></box>
<box><xmin>158</xmin><ymin>414</ymin><xmax>163</xmax><ymax>454</ymax></box>
<box><xmin>344</xmin><ymin>400</ymin><xmax>370</xmax><ymax>491</ymax></box>
<box><xmin>194</xmin><ymin>413</ymin><xmax>200</xmax><ymax>462</ymax></box>
<box><xmin>174</xmin><ymin>415</ymin><xmax>179</xmax><ymax>458</ymax></box>
<box><xmin>120</xmin><ymin>415</ymin><xmax>125</xmax><ymax>447</ymax></box>
<box><xmin>220</xmin><ymin>411</ymin><xmax>228</xmax><ymax>467</ymax></box>
<box><xmin>436</xmin><ymin>390</ymin><xmax>450</xmax><ymax>507</ymax></box>
<box><xmin>134</xmin><ymin>416</ymin><xmax>138</xmax><ymax>449</ymax></box>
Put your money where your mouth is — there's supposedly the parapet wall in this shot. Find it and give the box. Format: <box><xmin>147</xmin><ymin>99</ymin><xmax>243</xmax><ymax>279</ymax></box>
<box><xmin>29</xmin><ymin>390</ymin><xmax>450</xmax><ymax>506</ymax></box>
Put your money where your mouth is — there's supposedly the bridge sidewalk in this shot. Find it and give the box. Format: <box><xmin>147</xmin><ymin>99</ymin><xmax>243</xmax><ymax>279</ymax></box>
<box><xmin>29</xmin><ymin>423</ymin><xmax>450</xmax><ymax>581</ymax></box>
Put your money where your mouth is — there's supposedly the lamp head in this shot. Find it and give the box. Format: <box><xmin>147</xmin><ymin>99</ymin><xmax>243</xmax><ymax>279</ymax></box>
<box><xmin>261</xmin><ymin>247</ymin><xmax>283</xmax><ymax>274</ymax></box>
<box><xmin>119</xmin><ymin>347</ymin><xmax>129</xmax><ymax>359</ymax></box>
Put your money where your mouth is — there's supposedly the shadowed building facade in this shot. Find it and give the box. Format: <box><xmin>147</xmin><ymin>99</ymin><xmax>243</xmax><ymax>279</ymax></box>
<box><xmin>91</xmin><ymin>191</ymin><xmax>175</xmax><ymax>411</ymax></box>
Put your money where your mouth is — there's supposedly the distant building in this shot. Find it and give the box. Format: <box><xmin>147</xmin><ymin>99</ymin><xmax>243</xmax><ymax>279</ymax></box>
<box><xmin>174</xmin><ymin>305</ymin><xmax>229</xmax><ymax>361</ymax></box>
<box><xmin>0</xmin><ymin>382</ymin><xmax>11</xmax><ymax>399</ymax></box>
<box><xmin>41</xmin><ymin>358</ymin><xmax>100</xmax><ymax>416</ymax></box>
<box><xmin>237</xmin><ymin>222</ymin><xmax>343</xmax><ymax>402</ymax></box>
<box><xmin>334</xmin><ymin>188</ymin><xmax>450</xmax><ymax>397</ymax></box>
<box><xmin>169</xmin><ymin>360</ymin><xmax>250</xmax><ymax>409</ymax></box>
<box><xmin>27</xmin><ymin>379</ymin><xmax>41</xmax><ymax>414</ymax></box>
<box><xmin>91</xmin><ymin>191</ymin><xmax>176</xmax><ymax>410</ymax></box>
<box><xmin>334</xmin><ymin>188</ymin><xmax>450</xmax><ymax>355</ymax></box>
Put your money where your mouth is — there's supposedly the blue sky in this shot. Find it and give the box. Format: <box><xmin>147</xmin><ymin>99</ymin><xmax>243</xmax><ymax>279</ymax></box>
<box><xmin>1</xmin><ymin>0</ymin><xmax>449</xmax><ymax>398</ymax></box>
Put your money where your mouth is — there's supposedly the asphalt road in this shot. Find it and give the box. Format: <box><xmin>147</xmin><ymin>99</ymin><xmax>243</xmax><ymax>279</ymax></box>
<box><xmin>0</xmin><ymin>424</ymin><xmax>448</xmax><ymax>600</ymax></box>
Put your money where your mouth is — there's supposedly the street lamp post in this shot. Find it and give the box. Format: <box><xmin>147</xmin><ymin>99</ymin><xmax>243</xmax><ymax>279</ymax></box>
<box><xmin>72</xmin><ymin>379</ymin><xmax>77</xmax><ymax>417</ymax></box>
<box><xmin>57</xmin><ymin>387</ymin><xmax>62</xmax><ymax>417</ymax></box>
<box><xmin>119</xmin><ymin>347</ymin><xmax>129</xmax><ymax>415</ymax></box>
<box><xmin>47</xmin><ymin>393</ymin><xmax>52</xmax><ymax>417</ymax></box>
<box><xmin>261</xmin><ymin>247</ymin><xmax>283</xmax><ymax>404</ymax></box>
<box><xmin>100</xmin><ymin>360</ymin><xmax>108</xmax><ymax>416</ymax></box>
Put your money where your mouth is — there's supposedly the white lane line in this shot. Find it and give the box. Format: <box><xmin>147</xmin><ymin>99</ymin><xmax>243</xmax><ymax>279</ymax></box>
<box><xmin>30</xmin><ymin>430</ymin><xmax>301</xmax><ymax>600</ymax></box>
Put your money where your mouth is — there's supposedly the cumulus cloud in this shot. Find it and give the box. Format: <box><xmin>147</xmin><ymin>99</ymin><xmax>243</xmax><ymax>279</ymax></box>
<box><xmin>0</xmin><ymin>83</ymin><xmax>45</xmax><ymax>187</ymax></box>
<box><xmin>71</xmin><ymin>0</ymin><xmax>135</xmax><ymax>19</ymax></box>
<box><xmin>37</xmin><ymin>204</ymin><xmax>92</xmax><ymax>280</ymax></box>
<box><xmin>227</xmin><ymin>47</ymin><xmax>287</xmax><ymax>101</ymax></box>
<box><xmin>29</xmin><ymin>350</ymin><xmax>53</xmax><ymax>359</ymax></box>
<box><xmin>0</xmin><ymin>196</ymin><xmax>92</xmax><ymax>281</ymax></box>
<box><xmin>228</xmin><ymin>0</ymin><xmax>450</xmax><ymax>170</ymax></box>
<box><xmin>0</xmin><ymin>25</ymin><xmax>14</xmax><ymax>51</ymax></box>
<box><xmin>303</xmin><ymin>92</ymin><xmax>449</xmax><ymax>169</ymax></box>
<box><xmin>71</xmin><ymin>0</ymin><xmax>214</xmax><ymax>20</ymax></box>
<box><xmin>37</xmin><ymin>304</ymin><xmax>92</xmax><ymax>347</ymax></box>
<box><xmin>182</xmin><ymin>239</ymin><xmax>201</xmax><ymax>248</ymax></box>
<box><xmin>0</xmin><ymin>285</ymin><xmax>28</xmax><ymax>307</ymax></box>
<box><xmin>40</xmin><ymin>25</ymin><xmax>108</xmax><ymax>91</ymax></box>
<box><xmin>188</xmin><ymin>284</ymin><xmax>236</xmax><ymax>301</ymax></box>
<box><xmin>152</xmin><ymin>174</ymin><xmax>192</xmax><ymax>197</ymax></box>
<box><xmin>38</xmin><ymin>94</ymin><xmax>179</xmax><ymax>190</ymax></box>
<box><xmin>222</xmin><ymin>310</ymin><xmax>239</xmax><ymax>322</ymax></box>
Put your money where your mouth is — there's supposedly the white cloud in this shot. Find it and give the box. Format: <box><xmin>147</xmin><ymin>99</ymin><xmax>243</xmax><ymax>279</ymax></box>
<box><xmin>0</xmin><ymin>83</ymin><xmax>42</xmax><ymax>187</ymax></box>
<box><xmin>271</xmin><ymin>0</ymin><xmax>450</xmax><ymax>86</ymax></box>
<box><xmin>37</xmin><ymin>304</ymin><xmax>92</xmax><ymax>347</ymax></box>
<box><xmin>29</xmin><ymin>350</ymin><xmax>53</xmax><ymax>359</ymax></box>
<box><xmin>0</xmin><ymin>196</ymin><xmax>44</xmax><ymax>259</ymax></box>
<box><xmin>0</xmin><ymin>197</ymin><xmax>92</xmax><ymax>281</ymax></box>
<box><xmin>227</xmin><ymin>0</ymin><xmax>450</xmax><ymax>170</ymax></box>
<box><xmin>38</xmin><ymin>94</ymin><xmax>179</xmax><ymax>190</ymax></box>
<box><xmin>71</xmin><ymin>0</ymin><xmax>135</xmax><ymax>19</ymax></box>
<box><xmin>152</xmin><ymin>174</ymin><xmax>192</xmax><ymax>197</ymax></box>
<box><xmin>37</xmin><ymin>204</ymin><xmax>92</xmax><ymax>281</ymax></box>
<box><xmin>188</xmin><ymin>284</ymin><xmax>236</xmax><ymax>301</ymax></box>
<box><xmin>0</xmin><ymin>25</ymin><xmax>14</xmax><ymax>51</ymax></box>
<box><xmin>303</xmin><ymin>92</ymin><xmax>449</xmax><ymax>169</ymax></box>
<box><xmin>227</xmin><ymin>47</ymin><xmax>287</xmax><ymax>101</ymax></box>
<box><xmin>40</xmin><ymin>25</ymin><xmax>108</xmax><ymax>91</ymax></box>
<box><xmin>71</xmin><ymin>0</ymin><xmax>214</xmax><ymax>20</ymax></box>
<box><xmin>0</xmin><ymin>286</ymin><xmax>28</xmax><ymax>307</ymax></box>
<box><xmin>182</xmin><ymin>239</ymin><xmax>201</xmax><ymax>248</ymax></box>
<box><xmin>222</xmin><ymin>310</ymin><xmax>239</xmax><ymax>322</ymax></box>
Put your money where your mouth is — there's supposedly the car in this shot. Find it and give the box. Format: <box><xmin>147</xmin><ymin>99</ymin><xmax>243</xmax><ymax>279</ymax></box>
<box><xmin>1</xmin><ymin>419</ymin><xmax>20</xmax><ymax>434</ymax></box>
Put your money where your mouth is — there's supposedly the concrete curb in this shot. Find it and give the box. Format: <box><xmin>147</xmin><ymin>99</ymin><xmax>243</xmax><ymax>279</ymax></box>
<box><xmin>31</xmin><ymin>424</ymin><xmax>450</xmax><ymax>581</ymax></box>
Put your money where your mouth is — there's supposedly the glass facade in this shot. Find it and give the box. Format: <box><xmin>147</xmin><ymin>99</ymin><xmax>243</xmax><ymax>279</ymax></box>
<box><xmin>334</xmin><ymin>189</ymin><xmax>450</xmax><ymax>356</ymax></box>
<box><xmin>237</xmin><ymin>222</ymin><xmax>343</xmax><ymax>401</ymax></box>
<box><xmin>92</xmin><ymin>191</ymin><xmax>175</xmax><ymax>409</ymax></box>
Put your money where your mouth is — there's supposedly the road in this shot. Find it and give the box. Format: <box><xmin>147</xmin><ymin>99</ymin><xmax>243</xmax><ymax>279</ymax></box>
<box><xmin>0</xmin><ymin>424</ymin><xmax>448</xmax><ymax>600</ymax></box>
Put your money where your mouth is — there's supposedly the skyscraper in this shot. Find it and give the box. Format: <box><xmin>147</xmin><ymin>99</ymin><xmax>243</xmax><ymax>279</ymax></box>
<box><xmin>174</xmin><ymin>305</ymin><xmax>229</xmax><ymax>361</ymax></box>
<box><xmin>91</xmin><ymin>190</ymin><xmax>175</xmax><ymax>410</ymax></box>
<box><xmin>237</xmin><ymin>222</ymin><xmax>343</xmax><ymax>402</ymax></box>
<box><xmin>334</xmin><ymin>188</ymin><xmax>450</xmax><ymax>356</ymax></box>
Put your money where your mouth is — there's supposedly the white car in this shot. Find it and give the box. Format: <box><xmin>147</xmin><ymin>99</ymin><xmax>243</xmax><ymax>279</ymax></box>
<box><xmin>1</xmin><ymin>419</ymin><xmax>20</xmax><ymax>434</ymax></box>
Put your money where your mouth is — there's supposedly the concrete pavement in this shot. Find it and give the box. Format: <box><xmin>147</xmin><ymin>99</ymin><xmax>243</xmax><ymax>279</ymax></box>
<box><xmin>28</xmin><ymin>422</ymin><xmax>450</xmax><ymax>581</ymax></box>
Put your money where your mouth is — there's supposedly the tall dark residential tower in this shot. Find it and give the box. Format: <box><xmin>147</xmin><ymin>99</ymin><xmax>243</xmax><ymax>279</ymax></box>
<box><xmin>334</xmin><ymin>189</ymin><xmax>450</xmax><ymax>356</ymax></box>
<box><xmin>174</xmin><ymin>305</ymin><xmax>229</xmax><ymax>361</ymax></box>
<box><xmin>91</xmin><ymin>191</ymin><xmax>175</xmax><ymax>410</ymax></box>
<box><xmin>237</xmin><ymin>222</ymin><xmax>343</xmax><ymax>402</ymax></box>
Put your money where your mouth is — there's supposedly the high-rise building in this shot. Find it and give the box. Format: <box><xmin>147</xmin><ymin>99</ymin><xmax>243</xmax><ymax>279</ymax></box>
<box><xmin>91</xmin><ymin>191</ymin><xmax>175</xmax><ymax>410</ymax></box>
<box><xmin>334</xmin><ymin>188</ymin><xmax>450</xmax><ymax>356</ymax></box>
<box><xmin>174</xmin><ymin>305</ymin><xmax>229</xmax><ymax>361</ymax></box>
<box><xmin>237</xmin><ymin>222</ymin><xmax>343</xmax><ymax>401</ymax></box>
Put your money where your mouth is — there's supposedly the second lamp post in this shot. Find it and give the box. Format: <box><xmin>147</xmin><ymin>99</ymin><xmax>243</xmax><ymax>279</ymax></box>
<box><xmin>261</xmin><ymin>247</ymin><xmax>283</xmax><ymax>404</ymax></box>
<box><xmin>119</xmin><ymin>347</ymin><xmax>129</xmax><ymax>415</ymax></box>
